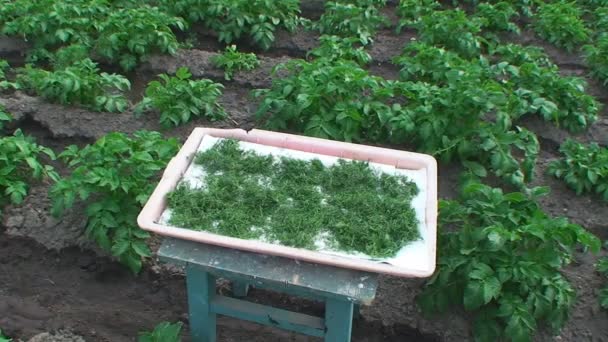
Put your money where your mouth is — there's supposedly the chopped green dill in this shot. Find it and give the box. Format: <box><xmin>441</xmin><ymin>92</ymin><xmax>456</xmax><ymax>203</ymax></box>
<box><xmin>167</xmin><ymin>139</ymin><xmax>420</xmax><ymax>257</ymax></box>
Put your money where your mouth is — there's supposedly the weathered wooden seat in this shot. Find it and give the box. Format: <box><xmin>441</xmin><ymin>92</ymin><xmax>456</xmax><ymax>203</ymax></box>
<box><xmin>158</xmin><ymin>237</ymin><xmax>379</xmax><ymax>342</ymax></box>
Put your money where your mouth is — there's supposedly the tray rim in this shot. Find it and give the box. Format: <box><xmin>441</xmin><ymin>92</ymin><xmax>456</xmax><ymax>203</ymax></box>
<box><xmin>138</xmin><ymin>127</ymin><xmax>438</xmax><ymax>278</ymax></box>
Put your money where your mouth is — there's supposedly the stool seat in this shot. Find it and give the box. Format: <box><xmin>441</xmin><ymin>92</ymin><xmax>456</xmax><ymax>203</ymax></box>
<box><xmin>158</xmin><ymin>237</ymin><xmax>379</xmax><ymax>341</ymax></box>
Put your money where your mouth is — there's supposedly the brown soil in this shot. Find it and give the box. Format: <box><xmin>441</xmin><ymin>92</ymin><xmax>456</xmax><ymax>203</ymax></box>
<box><xmin>1</xmin><ymin>2</ymin><xmax>608</xmax><ymax>341</ymax></box>
<box><xmin>0</xmin><ymin>235</ymin><xmax>440</xmax><ymax>342</ymax></box>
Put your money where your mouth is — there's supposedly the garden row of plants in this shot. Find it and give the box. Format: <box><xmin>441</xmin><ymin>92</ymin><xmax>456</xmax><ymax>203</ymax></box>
<box><xmin>0</xmin><ymin>0</ymin><xmax>304</xmax><ymax>69</ymax></box>
<box><xmin>1</xmin><ymin>0</ymin><xmax>608</xmax><ymax>341</ymax></box>
<box><xmin>0</xmin><ymin>0</ymin><xmax>606</xmax><ymax>81</ymax></box>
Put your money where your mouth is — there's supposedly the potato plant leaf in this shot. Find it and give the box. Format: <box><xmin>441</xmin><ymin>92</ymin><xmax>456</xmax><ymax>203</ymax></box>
<box><xmin>50</xmin><ymin>131</ymin><xmax>179</xmax><ymax>274</ymax></box>
<box><xmin>420</xmin><ymin>181</ymin><xmax>600</xmax><ymax>341</ymax></box>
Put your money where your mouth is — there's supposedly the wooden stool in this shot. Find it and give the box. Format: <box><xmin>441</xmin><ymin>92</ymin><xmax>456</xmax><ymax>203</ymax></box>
<box><xmin>158</xmin><ymin>238</ymin><xmax>379</xmax><ymax>342</ymax></box>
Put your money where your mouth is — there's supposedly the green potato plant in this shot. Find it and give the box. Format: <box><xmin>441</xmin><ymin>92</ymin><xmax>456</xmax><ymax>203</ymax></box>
<box><xmin>0</xmin><ymin>0</ymin><xmax>109</xmax><ymax>49</ymax></box>
<box><xmin>159</xmin><ymin>0</ymin><xmax>302</xmax><ymax>50</ymax></box>
<box><xmin>419</xmin><ymin>181</ymin><xmax>600</xmax><ymax>342</ymax></box>
<box><xmin>396</xmin><ymin>42</ymin><xmax>598</xmax><ymax>133</ymax></box>
<box><xmin>509</xmin><ymin>61</ymin><xmax>599</xmax><ymax>132</ymax></box>
<box><xmin>17</xmin><ymin>59</ymin><xmax>131</xmax><ymax>113</ymax></box>
<box><xmin>94</xmin><ymin>6</ymin><xmax>186</xmax><ymax>71</ymax></box>
<box><xmin>0</xmin><ymin>106</ymin><xmax>11</xmax><ymax>131</ymax></box>
<box><xmin>139</xmin><ymin>322</ymin><xmax>182</xmax><ymax>342</ymax></box>
<box><xmin>0</xmin><ymin>59</ymin><xmax>17</xmax><ymax>91</ymax></box>
<box><xmin>50</xmin><ymin>131</ymin><xmax>180</xmax><ymax>274</ymax></box>
<box><xmin>415</xmin><ymin>9</ymin><xmax>484</xmax><ymax>58</ymax></box>
<box><xmin>548</xmin><ymin>139</ymin><xmax>608</xmax><ymax>201</ymax></box>
<box><xmin>392</xmin><ymin>43</ymin><xmax>540</xmax><ymax>186</ymax></box>
<box><xmin>256</xmin><ymin>54</ymin><xmax>539</xmax><ymax>188</ymax></box>
<box><xmin>0</xmin><ymin>60</ymin><xmax>8</xmax><ymax>82</ymax></box>
<box><xmin>396</xmin><ymin>0</ymin><xmax>440</xmax><ymax>31</ymax></box>
<box><xmin>211</xmin><ymin>45</ymin><xmax>261</xmax><ymax>80</ymax></box>
<box><xmin>583</xmin><ymin>35</ymin><xmax>608</xmax><ymax>85</ymax></box>
<box><xmin>489</xmin><ymin>43</ymin><xmax>554</xmax><ymax>68</ymax></box>
<box><xmin>254</xmin><ymin>58</ymin><xmax>402</xmax><ymax>143</ymax></box>
<box><xmin>492</xmin><ymin>43</ymin><xmax>598</xmax><ymax>132</ymax></box>
<box><xmin>392</xmin><ymin>41</ymin><xmax>598</xmax><ymax>186</ymax></box>
<box><xmin>136</xmin><ymin>67</ymin><xmax>226</xmax><ymax>127</ymax></box>
<box><xmin>1</xmin><ymin>1</ymin><xmax>186</xmax><ymax>71</ymax></box>
<box><xmin>313</xmin><ymin>0</ymin><xmax>389</xmax><ymax>45</ymax></box>
<box><xmin>0</xmin><ymin>128</ymin><xmax>59</xmax><ymax>217</ymax></box>
<box><xmin>394</xmin><ymin>68</ymin><xmax>540</xmax><ymax>188</ymax></box>
<box><xmin>474</xmin><ymin>2</ymin><xmax>520</xmax><ymax>36</ymax></box>
<box><xmin>0</xmin><ymin>329</ymin><xmax>10</xmax><ymax>342</ymax></box>
<box><xmin>533</xmin><ymin>1</ymin><xmax>590</xmax><ymax>51</ymax></box>
<box><xmin>582</xmin><ymin>3</ymin><xmax>608</xmax><ymax>83</ymax></box>
<box><xmin>598</xmin><ymin>254</ymin><xmax>608</xmax><ymax>309</ymax></box>
<box><xmin>51</xmin><ymin>44</ymin><xmax>91</xmax><ymax>69</ymax></box>
<box><xmin>307</xmin><ymin>35</ymin><xmax>372</xmax><ymax>65</ymax></box>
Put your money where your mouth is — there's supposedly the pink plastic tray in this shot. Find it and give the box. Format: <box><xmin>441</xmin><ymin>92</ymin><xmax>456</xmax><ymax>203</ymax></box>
<box><xmin>138</xmin><ymin>128</ymin><xmax>438</xmax><ymax>277</ymax></box>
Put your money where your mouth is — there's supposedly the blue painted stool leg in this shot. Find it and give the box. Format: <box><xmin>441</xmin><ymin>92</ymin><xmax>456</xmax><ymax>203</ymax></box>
<box><xmin>186</xmin><ymin>264</ymin><xmax>216</xmax><ymax>342</ymax></box>
<box><xmin>353</xmin><ymin>304</ymin><xmax>360</xmax><ymax>320</ymax></box>
<box><xmin>232</xmin><ymin>281</ymin><xmax>250</xmax><ymax>298</ymax></box>
<box><xmin>324</xmin><ymin>298</ymin><xmax>354</xmax><ymax>342</ymax></box>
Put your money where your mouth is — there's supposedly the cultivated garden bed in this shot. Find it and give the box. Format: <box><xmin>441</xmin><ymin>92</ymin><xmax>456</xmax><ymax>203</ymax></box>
<box><xmin>1</xmin><ymin>0</ymin><xmax>607</xmax><ymax>341</ymax></box>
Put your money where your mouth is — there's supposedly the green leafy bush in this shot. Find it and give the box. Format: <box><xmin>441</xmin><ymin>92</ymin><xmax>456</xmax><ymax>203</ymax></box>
<box><xmin>1</xmin><ymin>129</ymin><xmax>58</xmax><ymax>215</ymax></box>
<box><xmin>139</xmin><ymin>322</ymin><xmax>182</xmax><ymax>342</ymax></box>
<box><xmin>1</xmin><ymin>1</ymin><xmax>186</xmax><ymax>71</ymax></box>
<box><xmin>50</xmin><ymin>131</ymin><xmax>180</xmax><ymax>274</ymax></box>
<box><xmin>489</xmin><ymin>0</ymin><xmax>535</xmax><ymax>17</ymax></box>
<box><xmin>548</xmin><ymin>139</ymin><xmax>608</xmax><ymax>201</ymax></box>
<box><xmin>308</xmin><ymin>35</ymin><xmax>372</xmax><ymax>65</ymax></box>
<box><xmin>313</xmin><ymin>0</ymin><xmax>389</xmax><ymax>45</ymax></box>
<box><xmin>0</xmin><ymin>60</ymin><xmax>17</xmax><ymax>91</ymax></box>
<box><xmin>136</xmin><ymin>67</ymin><xmax>226</xmax><ymax>127</ymax></box>
<box><xmin>396</xmin><ymin>66</ymin><xmax>539</xmax><ymax>187</ymax></box>
<box><xmin>505</xmin><ymin>60</ymin><xmax>598</xmax><ymax>132</ymax></box>
<box><xmin>396</xmin><ymin>0</ymin><xmax>440</xmax><ymax>31</ymax></box>
<box><xmin>430</xmin><ymin>42</ymin><xmax>597</xmax><ymax>132</ymax></box>
<box><xmin>254</xmin><ymin>58</ymin><xmax>401</xmax><ymax>142</ymax></box>
<box><xmin>211</xmin><ymin>45</ymin><xmax>260</xmax><ymax>80</ymax></box>
<box><xmin>0</xmin><ymin>106</ymin><xmax>11</xmax><ymax>131</ymax></box>
<box><xmin>0</xmin><ymin>60</ymin><xmax>8</xmax><ymax>82</ymax></box>
<box><xmin>583</xmin><ymin>35</ymin><xmax>608</xmax><ymax>85</ymax></box>
<box><xmin>17</xmin><ymin>59</ymin><xmax>130</xmax><ymax>113</ymax></box>
<box><xmin>415</xmin><ymin>9</ymin><xmax>484</xmax><ymax>58</ymax></box>
<box><xmin>160</xmin><ymin>0</ymin><xmax>302</xmax><ymax>50</ymax></box>
<box><xmin>533</xmin><ymin>2</ymin><xmax>590</xmax><ymax>51</ymax></box>
<box><xmin>394</xmin><ymin>42</ymin><xmax>489</xmax><ymax>83</ymax></box>
<box><xmin>51</xmin><ymin>44</ymin><xmax>91</xmax><ymax>69</ymax></box>
<box><xmin>598</xmin><ymin>255</ymin><xmax>608</xmax><ymax>309</ymax></box>
<box><xmin>419</xmin><ymin>181</ymin><xmax>600</xmax><ymax>342</ymax></box>
<box><xmin>489</xmin><ymin>43</ymin><xmax>553</xmax><ymax>68</ymax></box>
<box><xmin>492</xmin><ymin>44</ymin><xmax>599</xmax><ymax>132</ymax></box>
<box><xmin>0</xmin><ymin>329</ymin><xmax>11</xmax><ymax>342</ymax></box>
<box><xmin>256</xmin><ymin>54</ymin><xmax>538</xmax><ymax>187</ymax></box>
<box><xmin>393</xmin><ymin>43</ymin><xmax>542</xmax><ymax>186</ymax></box>
<box><xmin>391</xmin><ymin>41</ymin><xmax>597</xmax><ymax>184</ymax></box>
<box><xmin>94</xmin><ymin>6</ymin><xmax>186</xmax><ymax>71</ymax></box>
<box><xmin>474</xmin><ymin>2</ymin><xmax>520</xmax><ymax>35</ymax></box>
<box><xmin>0</xmin><ymin>0</ymin><xmax>109</xmax><ymax>49</ymax></box>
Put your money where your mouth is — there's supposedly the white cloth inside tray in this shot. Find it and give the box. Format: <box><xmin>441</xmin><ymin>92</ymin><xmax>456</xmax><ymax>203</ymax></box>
<box><xmin>161</xmin><ymin>135</ymin><xmax>431</xmax><ymax>272</ymax></box>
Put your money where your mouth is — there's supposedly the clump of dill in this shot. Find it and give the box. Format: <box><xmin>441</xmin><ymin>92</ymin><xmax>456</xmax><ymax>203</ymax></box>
<box><xmin>167</xmin><ymin>139</ymin><xmax>420</xmax><ymax>257</ymax></box>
